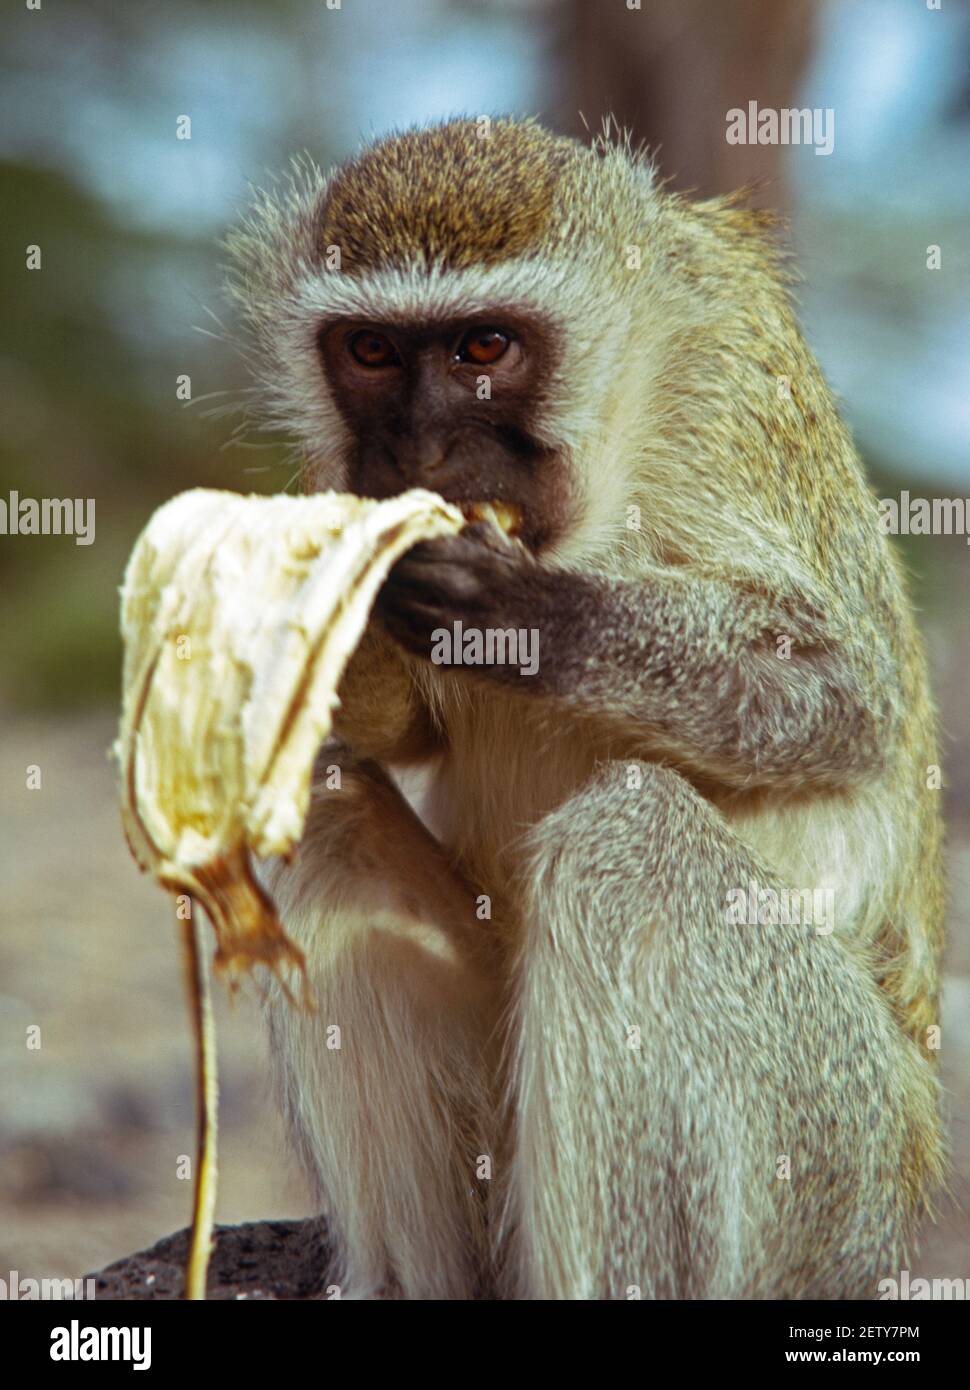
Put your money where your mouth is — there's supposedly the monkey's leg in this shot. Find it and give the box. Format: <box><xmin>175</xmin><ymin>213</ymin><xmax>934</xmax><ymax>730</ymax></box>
<box><xmin>503</xmin><ymin>762</ymin><xmax>942</xmax><ymax>1300</ymax></box>
<box><xmin>260</xmin><ymin>754</ymin><xmax>497</xmax><ymax>1300</ymax></box>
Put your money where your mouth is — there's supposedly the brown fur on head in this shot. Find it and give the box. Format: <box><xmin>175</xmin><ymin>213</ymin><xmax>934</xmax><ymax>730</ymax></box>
<box><xmin>318</xmin><ymin>118</ymin><xmax>576</xmax><ymax>273</ymax></box>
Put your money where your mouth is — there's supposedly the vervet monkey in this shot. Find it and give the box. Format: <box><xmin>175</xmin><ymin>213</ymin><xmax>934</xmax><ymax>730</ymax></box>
<box><xmin>226</xmin><ymin>118</ymin><xmax>945</xmax><ymax>1300</ymax></box>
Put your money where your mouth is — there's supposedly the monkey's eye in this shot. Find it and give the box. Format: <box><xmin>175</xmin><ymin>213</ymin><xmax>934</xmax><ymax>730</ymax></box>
<box><xmin>457</xmin><ymin>327</ymin><xmax>510</xmax><ymax>365</ymax></box>
<box><xmin>348</xmin><ymin>329</ymin><xmax>400</xmax><ymax>368</ymax></box>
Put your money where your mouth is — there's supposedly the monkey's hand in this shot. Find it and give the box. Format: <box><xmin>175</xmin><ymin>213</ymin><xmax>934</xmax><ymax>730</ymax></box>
<box><xmin>376</xmin><ymin>523</ymin><xmax>557</xmax><ymax>684</ymax></box>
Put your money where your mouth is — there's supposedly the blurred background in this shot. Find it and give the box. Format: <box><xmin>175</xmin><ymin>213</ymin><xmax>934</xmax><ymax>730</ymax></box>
<box><xmin>1</xmin><ymin>0</ymin><xmax>968</xmax><ymax>1285</ymax></box>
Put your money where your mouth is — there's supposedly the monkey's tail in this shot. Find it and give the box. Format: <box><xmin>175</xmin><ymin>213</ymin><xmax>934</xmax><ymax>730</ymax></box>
<box><xmin>179</xmin><ymin>902</ymin><xmax>219</xmax><ymax>1301</ymax></box>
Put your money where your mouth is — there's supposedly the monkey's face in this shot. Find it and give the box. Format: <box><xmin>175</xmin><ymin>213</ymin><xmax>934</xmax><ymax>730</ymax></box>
<box><xmin>229</xmin><ymin>120</ymin><xmax>642</xmax><ymax>565</ymax></box>
<box><xmin>316</xmin><ymin>313</ymin><xmax>571</xmax><ymax>554</ymax></box>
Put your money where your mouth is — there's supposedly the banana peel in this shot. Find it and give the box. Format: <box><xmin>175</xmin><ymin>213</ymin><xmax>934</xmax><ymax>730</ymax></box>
<box><xmin>117</xmin><ymin>486</ymin><xmax>465</xmax><ymax>989</ymax></box>
<box><xmin>115</xmin><ymin>486</ymin><xmax>466</xmax><ymax>1297</ymax></box>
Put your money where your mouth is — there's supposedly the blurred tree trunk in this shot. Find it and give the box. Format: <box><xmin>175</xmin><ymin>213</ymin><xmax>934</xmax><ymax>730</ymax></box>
<box><xmin>551</xmin><ymin>0</ymin><xmax>820</xmax><ymax>210</ymax></box>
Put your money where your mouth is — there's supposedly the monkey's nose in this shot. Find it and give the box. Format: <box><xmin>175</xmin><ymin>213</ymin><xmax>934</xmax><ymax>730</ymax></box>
<box><xmin>394</xmin><ymin>443</ymin><xmax>451</xmax><ymax>486</ymax></box>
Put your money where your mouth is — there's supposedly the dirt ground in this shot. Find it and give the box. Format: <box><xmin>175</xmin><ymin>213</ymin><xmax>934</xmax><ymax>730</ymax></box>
<box><xmin>1</xmin><ymin>707</ymin><xmax>968</xmax><ymax>1289</ymax></box>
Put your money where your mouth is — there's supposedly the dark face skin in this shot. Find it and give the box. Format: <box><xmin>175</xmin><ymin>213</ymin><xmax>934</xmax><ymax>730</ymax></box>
<box><xmin>317</xmin><ymin>313</ymin><xmax>578</xmax><ymax>681</ymax></box>
<box><xmin>317</xmin><ymin>314</ymin><xmax>568</xmax><ymax>554</ymax></box>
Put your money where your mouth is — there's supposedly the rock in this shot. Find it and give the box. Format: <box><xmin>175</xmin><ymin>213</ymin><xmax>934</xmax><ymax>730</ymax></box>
<box><xmin>89</xmin><ymin>1219</ymin><xmax>332</xmax><ymax>1300</ymax></box>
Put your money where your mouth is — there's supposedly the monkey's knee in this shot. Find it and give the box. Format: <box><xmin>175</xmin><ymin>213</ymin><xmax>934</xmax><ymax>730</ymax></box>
<box><xmin>526</xmin><ymin>757</ymin><xmax>707</xmax><ymax>876</ymax></box>
<box><xmin>521</xmin><ymin>760</ymin><xmax>714</xmax><ymax>965</ymax></box>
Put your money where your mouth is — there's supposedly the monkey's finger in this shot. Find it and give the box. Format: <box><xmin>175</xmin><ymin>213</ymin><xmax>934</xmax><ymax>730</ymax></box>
<box><xmin>388</xmin><ymin>528</ymin><xmax>499</xmax><ymax>575</ymax></box>
<box><xmin>377</xmin><ymin>572</ymin><xmax>472</xmax><ymax>624</ymax></box>
<box><xmin>381</xmin><ymin>555</ymin><xmax>489</xmax><ymax>608</ymax></box>
<box><xmin>378</xmin><ymin>599</ymin><xmax>456</xmax><ymax>658</ymax></box>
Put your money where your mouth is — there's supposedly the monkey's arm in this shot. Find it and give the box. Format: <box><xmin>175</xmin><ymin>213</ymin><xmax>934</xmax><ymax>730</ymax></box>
<box><xmin>378</xmin><ymin>528</ymin><xmax>898</xmax><ymax>791</ymax></box>
<box><xmin>331</xmin><ymin>619</ymin><xmax>440</xmax><ymax>763</ymax></box>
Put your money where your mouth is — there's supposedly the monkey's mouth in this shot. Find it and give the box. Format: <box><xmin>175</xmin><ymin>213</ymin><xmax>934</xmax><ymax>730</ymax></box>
<box><xmin>459</xmin><ymin>500</ymin><xmax>523</xmax><ymax>538</ymax></box>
